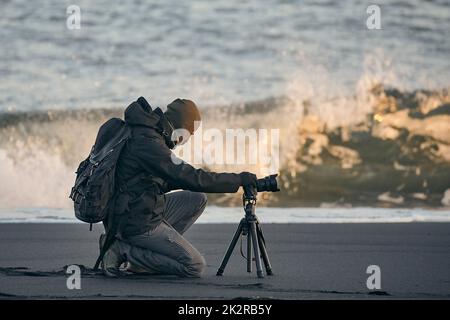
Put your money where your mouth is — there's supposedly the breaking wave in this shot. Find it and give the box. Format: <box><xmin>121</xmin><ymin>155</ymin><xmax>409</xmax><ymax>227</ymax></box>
<box><xmin>0</xmin><ymin>80</ymin><xmax>449</xmax><ymax>209</ymax></box>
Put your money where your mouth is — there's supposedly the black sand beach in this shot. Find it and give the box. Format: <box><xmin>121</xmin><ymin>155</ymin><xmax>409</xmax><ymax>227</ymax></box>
<box><xmin>0</xmin><ymin>223</ymin><xmax>449</xmax><ymax>299</ymax></box>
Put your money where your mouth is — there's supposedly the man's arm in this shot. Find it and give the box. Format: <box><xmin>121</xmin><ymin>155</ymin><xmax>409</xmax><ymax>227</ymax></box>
<box><xmin>132</xmin><ymin>136</ymin><xmax>243</xmax><ymax>193</ymax></box>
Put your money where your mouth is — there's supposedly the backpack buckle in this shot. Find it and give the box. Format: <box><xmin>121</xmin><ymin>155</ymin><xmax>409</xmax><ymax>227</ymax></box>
<box><xmin>69</xmin><ymin>187</ymin><xmax>76</xmax><ymax>200</ymax></box>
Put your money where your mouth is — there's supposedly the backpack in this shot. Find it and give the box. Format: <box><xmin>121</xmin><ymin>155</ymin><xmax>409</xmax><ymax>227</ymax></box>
<box><xmin>69</xmin><ymin>118</ymin><xmax>131</xmax><ymax>229</ymax></box>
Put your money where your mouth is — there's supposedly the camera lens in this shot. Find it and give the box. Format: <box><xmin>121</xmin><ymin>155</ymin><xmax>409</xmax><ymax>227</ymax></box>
<box><xmin>256</xmin><ymin>174</ymin><xmax>280</xmax><ymax>192</ymax></box>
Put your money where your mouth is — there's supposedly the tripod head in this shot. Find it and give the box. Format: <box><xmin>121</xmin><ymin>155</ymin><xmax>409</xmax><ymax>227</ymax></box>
<box><xmin>242</xmin><ymin>186</ymin><xmax>257</xmax><ymax>220</ymax></box>
<box><xmin>243</xmin><ymin>185</ymin><xmax>257</xmax><ymax>201</ymax></box>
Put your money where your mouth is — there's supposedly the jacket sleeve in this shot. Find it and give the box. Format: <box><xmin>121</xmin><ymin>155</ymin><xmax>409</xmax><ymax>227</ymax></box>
<box><xmin>132</xmin><ymin>136</ymin><xmax>242</xmax><ymax>193</ymax></box>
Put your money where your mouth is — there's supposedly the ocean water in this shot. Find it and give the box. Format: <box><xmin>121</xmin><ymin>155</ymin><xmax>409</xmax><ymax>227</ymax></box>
<box><xmin>1</xmin><ymin>0</ymin><xmax>449</xmax><ymax>111</ymax></box>
<box><xmin>0</xmin><ymin>207</ymin><xmax>449</xmax><ymax>224</ymax></box>
<box><xmin>0</xmin><ymin>1</ymin><xmax>449</xmax><ymax>217</ymax></box>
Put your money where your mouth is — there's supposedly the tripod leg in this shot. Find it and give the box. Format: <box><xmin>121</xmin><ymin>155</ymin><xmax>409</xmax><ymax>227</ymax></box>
<box><xmin>216</xmin><ymin>220</ymin><xmax>244</xmax><ymax>276</ymax></box>
<box><xmin>249</xmin><ymin>222</ymin><xmax>264</xmax><ymax>278</ymax></box>
<box><xmin>256</xmin><ymin>223</ymin><xmax>273</xmax><ymax>276</ymax></box>
<box><xmin>247</xmin><ymin>232</ymin><xmax>252</xmax><ymax>273</ymax></box>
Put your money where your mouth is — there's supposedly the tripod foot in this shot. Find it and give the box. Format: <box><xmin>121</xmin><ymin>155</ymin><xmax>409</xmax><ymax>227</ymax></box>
<box><xmin>216</xmin><ymin>269</ymin><xmax>224</xmax><ymax>276</ymax></box>
<box><xmin>257</xmin><ymin>271</ymin><xmax>264</xmax><ymax>278</ymax></box>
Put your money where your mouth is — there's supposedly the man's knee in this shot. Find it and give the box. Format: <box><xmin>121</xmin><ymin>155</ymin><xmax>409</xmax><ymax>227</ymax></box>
<box><xmin>184</xmin><ymin>254</ymin><xmax>206</xmax><ymax>278</ymax></box>
<box><xmin>194</xmin><ymin>192</ymin><xmax>208</xmax><ymax>212</ymax></box>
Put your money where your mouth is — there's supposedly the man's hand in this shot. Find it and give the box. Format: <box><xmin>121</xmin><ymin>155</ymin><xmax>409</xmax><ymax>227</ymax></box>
<box><xmin>239</xmin><ymin>172</ymin><xmax>257</xmax><ymax>188</ymax></box>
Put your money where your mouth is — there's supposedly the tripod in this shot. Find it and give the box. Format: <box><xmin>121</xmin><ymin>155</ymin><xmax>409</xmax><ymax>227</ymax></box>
<box><xmin>216</xmin><ymin>189</ymin><xmax>273</xmax><ymax>278</ymax></box>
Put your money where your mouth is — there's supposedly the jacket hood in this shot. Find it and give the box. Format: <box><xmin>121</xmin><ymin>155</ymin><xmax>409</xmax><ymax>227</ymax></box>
<box><xmin>124</xmin><ymin>97</ymin><xmax>160</xmax><ymax>129</ymax></box>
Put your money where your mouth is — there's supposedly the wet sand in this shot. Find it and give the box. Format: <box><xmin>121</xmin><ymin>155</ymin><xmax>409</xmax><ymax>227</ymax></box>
<box><xmin>0</xmin><ymin>223</ymin><xmax>449</xmax><ymax>299</ymax></box>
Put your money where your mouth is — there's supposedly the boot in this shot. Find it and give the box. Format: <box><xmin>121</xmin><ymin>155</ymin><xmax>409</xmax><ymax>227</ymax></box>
<box><xmin>99</xmin><ymin>233</ymin><xmax>126</xmax><ymax>277</ymax></box>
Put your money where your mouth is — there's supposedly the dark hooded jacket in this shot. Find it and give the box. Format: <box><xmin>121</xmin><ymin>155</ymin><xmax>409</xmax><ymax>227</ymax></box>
<box><xmin>111</xmin><ymin>97</ymin><xmax>242</xmax><ymax>237</ymax></box>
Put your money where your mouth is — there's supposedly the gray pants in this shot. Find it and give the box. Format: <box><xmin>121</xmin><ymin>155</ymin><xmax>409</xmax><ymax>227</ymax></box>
<box><xmin>116</xmin><ymin>191</ymin><xmax>207</xmax><ymax>278</ymax></box>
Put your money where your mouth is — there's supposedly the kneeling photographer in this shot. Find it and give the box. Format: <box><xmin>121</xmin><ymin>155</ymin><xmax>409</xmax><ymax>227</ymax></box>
<box><xmin>96</xmin><ymin>97</ymin><xmax>259</xmax><ymax>278</ymax></box>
